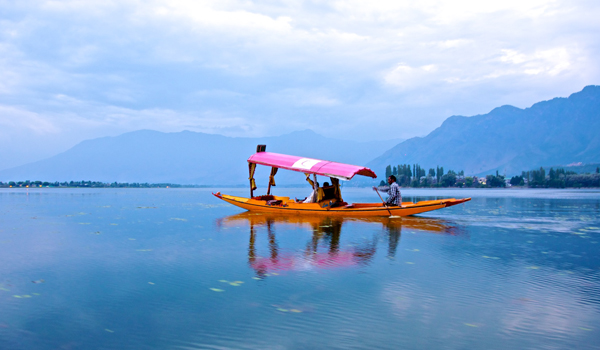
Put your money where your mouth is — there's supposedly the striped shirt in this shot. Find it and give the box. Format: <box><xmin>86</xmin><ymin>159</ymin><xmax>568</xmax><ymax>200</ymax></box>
<box><xmin>377</xmin><ymin>182</ymin><xmax>402</xmax><ymax>206</ymax></box>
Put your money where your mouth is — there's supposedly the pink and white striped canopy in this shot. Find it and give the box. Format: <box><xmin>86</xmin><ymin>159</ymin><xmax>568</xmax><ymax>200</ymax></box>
<box><xmin>248</xmin><ymin>151</ymin><xmax>377</xmax><ymax>180</ymax></box>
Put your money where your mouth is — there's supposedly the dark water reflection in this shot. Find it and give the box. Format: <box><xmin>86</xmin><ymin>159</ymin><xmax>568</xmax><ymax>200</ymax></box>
<box><xmin>217</xmin><ymin>213</ymin><xmax>464</xmax><ymax>278</ymax></box>
<box><xmin>0</xmin><ymin>188</ymin><xmax>599</xmax><ymax>349</ymax></box>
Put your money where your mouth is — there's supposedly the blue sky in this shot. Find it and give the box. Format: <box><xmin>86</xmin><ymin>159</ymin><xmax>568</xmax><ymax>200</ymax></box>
<box><xmin>1</xmin><ymin>0</ymin><xmax>599</xmax><ymax>169</ymax></box>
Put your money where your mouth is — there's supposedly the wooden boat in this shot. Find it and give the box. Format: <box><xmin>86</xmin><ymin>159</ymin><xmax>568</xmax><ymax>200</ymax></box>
<box><xmin>213</xmin><ymin>145</ymin><xmax>471</xmax><ymax>217</ymax></box>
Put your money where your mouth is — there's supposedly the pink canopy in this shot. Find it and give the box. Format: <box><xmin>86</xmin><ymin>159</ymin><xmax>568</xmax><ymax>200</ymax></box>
<box><xmin>247</xmin><ymin>151</ymin><xmax>377</xmax><ymax>180</ymax></box>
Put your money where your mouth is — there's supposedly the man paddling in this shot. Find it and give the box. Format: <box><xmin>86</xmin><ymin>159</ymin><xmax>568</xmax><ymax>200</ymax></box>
<box><xmin>373</xmin><ymin>175</ymin><xmax>402</xmax><ymax>206</ymax></box>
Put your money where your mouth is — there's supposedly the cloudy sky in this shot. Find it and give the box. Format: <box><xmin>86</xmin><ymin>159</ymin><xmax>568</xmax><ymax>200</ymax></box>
<box><xmin>1</xmin><ymin>0</ymin><xmax>599</xmax><ymax>169</ymax></box>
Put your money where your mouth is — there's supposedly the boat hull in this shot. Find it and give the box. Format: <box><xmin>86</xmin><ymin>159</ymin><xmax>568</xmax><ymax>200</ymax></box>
<box><xmin>213</xmin><ymin>193</ymin><xmax>471</xmax><ymax>217</ymax></box>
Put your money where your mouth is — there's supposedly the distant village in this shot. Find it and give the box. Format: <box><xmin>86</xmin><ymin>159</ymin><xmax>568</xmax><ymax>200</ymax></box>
<box><xmin>1</xmin><ymin>166</ymin><xmax>599</xmax><ymax>189</ymax></box>
<box><xmin>0</xmin><ymin>181</ymin><xmax>186</xmax><ymax>188</ymax></box>
<box><xmin>379</xmin><ymin>165</ymin><xmax>600</xmax><ymax>188</ymax></box>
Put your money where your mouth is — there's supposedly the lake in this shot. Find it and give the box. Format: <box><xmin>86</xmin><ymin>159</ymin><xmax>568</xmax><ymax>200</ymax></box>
<box><xmin>1</xmin><ymin>188</ymin><xmax>599</xmax><ymax>349</ymax></box>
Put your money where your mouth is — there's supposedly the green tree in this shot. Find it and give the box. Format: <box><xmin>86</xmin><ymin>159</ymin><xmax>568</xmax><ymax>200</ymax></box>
<box><xmin>385</xmin><ymin>165</ymin><xmax>392</xmax><ymax>179</ymax></box>
<box><xmin>510</xmin><ymin>176</ymin><xmax>523</xmax><ymax>186</ymax></box>
<box><xmin>486</xmin><ymin>174</ymin><xmax>506</xmax><ymax>187</ymax></box>
<box><xmin>465</xmin><ymin>177</ymin><xmax>473</xmax><ymax>187</ymax></box>
<box><xmin>441</xmin><ymin>170</ymin><xmax>457</xmax><ymax>187</ymax></box>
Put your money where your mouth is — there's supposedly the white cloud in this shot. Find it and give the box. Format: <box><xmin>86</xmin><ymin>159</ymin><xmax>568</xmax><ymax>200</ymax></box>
<box><xmin>0</xmin><ymin>0</ymin><xmax>599</xmax><ymax>160</ymax></box>
<box><xmin>270</xmin><ymin>88</ymin><xmax>340</xmax><ymax>107</ymax></box>
<box><xmin>0</xmin><ymin>105</ymin><xmax>60</xmax><ymax>135</ymax></box>
<box><xmin>384</xmin><ymin>64</ymin><xmax>439</xmax><ymax>88</ymax></box>
<box><xmin>498</xmin><ymin>47</ymin><xmax>573</xmax><ymax>77</ymax></box>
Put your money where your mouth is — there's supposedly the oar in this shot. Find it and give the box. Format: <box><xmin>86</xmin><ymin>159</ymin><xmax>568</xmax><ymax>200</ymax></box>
<box><xmin>374</xmin><ymin>188</ymin><xmax>400</xmax><ymax>218</ymax></box>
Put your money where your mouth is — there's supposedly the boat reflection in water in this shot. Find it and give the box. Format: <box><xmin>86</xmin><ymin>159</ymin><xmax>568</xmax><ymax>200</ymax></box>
<box><xmin>217</xmin><ymin>213</ymin><xmax>464</xmax><ymax>277</ymax></box>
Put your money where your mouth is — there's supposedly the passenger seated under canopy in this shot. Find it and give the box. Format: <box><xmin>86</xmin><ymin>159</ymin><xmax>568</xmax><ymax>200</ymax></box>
<box><xmin>302</xmin><ymin>181</ymin><xmax>319</xmax><ymax>203</ymax></box>
<box><xmin>299</xmin><ymin>176</ymin><xmax>344</xmax><ymax>204</ymax></box>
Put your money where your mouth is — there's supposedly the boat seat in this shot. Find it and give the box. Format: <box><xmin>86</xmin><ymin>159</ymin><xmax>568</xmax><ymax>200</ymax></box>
<box><xmin>253</xmin><ymin>195</ymin><xmax>275</xmax><ymax>201</ymax></box>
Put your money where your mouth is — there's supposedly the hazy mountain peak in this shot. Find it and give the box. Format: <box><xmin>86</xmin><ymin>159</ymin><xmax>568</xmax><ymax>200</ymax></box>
<box><xmin>368</xmin><ymin>86</ymin><xmax>600</xmax><ymax>176</ymax></box>
<box><xmin>0</xmin><ymin>128</ymin><xmax>399</xmax><ymax>185</ymax></box>
<box><xmin>281</xmin><ymin>129</ymin><xmax>321</xmax><ymax>137</ymax></box>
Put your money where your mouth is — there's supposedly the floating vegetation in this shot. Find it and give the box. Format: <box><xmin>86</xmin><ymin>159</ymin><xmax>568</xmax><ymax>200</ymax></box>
<box><xmin>406</xmin><ymin>249</ymin><xmax>420</xmax><ymax>252</ymax></box>
<box><xmin>272</xmin><ymin>304</ymin><xmax>302</xmax><ymax>313</ymax></box>
<box><xmin>78</xmin><ymin>223</ymin><xmax>91</xmax><ymax>225</ymax></box>
<box><xmin>105</xmin><ymin>329</ymin><xmax>114</xmax><ymax>333</ymax></box>
<box><xmin>482</xmin><ymin>256</ymin><xmax>500</xmax><ymax>260</ymax></box>
<box><xmin>31</xmin><ymin>279</ymin><xmax>45</xmax><ymax>284</ymax></box>
<box><xmin>464</xmin><ymin>323</ymin><xmax>479</xmax><ymax>327</ymax></box>
<box><xmin>13</xmin><ymin>294</ymin><xmax>39</xmax><ymax>298</ymax></box>
<box><xmin>210</xmin><ymin>288</ymin><xmax>225</xmax><ymax>292</ymax></box>
<box><xmin>526</xmin><ymin>266</ymin><xmax>540</xmax><ymax>270</ymax></box>
<box><xmin>128</xmin><ymin>238</ymin><xmax>136</xmax><ymax>240</ymax></box>
<box><xmin>110</xmin><ymin>223</ymin><xmax>118</xmax><ymax>226</ymax></box>
<box><xmin>405</xmin><ymin>262</ymin><xmax>415</xmax><ymax>265</ymax></box>
<box><xmin>148</xmin><ymin>282</ymin><xmax>155</xmax><ymax>285</ymax></box>
<box><xmin>579</xmin><ymin>327</ymin><xmax>593</xmax><ymax>331</ymax></box>
<box><xmin>136</xmin><ymin>249</ymin><xmax>153</xmax><ymax>252</ymax></box>
<box><xmin>170</xmin><ymin>218</ymin><xmax>187</xmax><ymax>221</ymax></box>
<box><xmin>92</xmin><ymin>231</ymin><xmax>101</xmax><ymax>235</ymax></box>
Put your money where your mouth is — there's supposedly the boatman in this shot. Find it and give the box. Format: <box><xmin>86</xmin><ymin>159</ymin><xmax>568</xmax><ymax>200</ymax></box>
<box><xmin>373</xmin><ymin>175</ymin><xmax>402</xmax><ymax>206</ymax></box>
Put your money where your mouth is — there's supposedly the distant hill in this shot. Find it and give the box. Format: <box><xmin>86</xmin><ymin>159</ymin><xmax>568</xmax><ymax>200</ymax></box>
<box><xmin>367</xmin><ymin>85</ymin><xmax>600</xmax><ymax>177</ymax></box>
<box><xmin>0</xmin><ymin>130</ymin><xmax>401</xmax><ymax>186</ymax></box>
<box><xmin>539</xmin><ymin>162</ymin><xmax>600</xmax><ymax>174</ymax></box>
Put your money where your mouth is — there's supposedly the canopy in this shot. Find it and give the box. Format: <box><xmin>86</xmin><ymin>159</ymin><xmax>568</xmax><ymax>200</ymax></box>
<box><xmin>247</xmin><ymin>152</ymin><xmax>377</xmax><ymax>180</ymax></box>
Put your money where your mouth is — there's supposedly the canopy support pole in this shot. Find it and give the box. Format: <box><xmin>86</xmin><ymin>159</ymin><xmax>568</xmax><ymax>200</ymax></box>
<box><xmin>249</xmin><ymin>163</ymin><xmax>257</xmax><ymax>198</ymax></box>
<box><xmin>267</xmin><ymin>167</ymin><xmax>278</xmax><ymax>195</ymax></box>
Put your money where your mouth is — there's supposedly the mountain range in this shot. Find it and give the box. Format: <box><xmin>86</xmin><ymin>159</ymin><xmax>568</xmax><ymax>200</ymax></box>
<box><xmin>1</xmin><ymin>85</ymin><xmax>599</xmax><ymax>186</ymax></box>
<box><xmin>367</xmin><ymin>85</ymin><xmax>600</xmax><ymax>176</ymax></box>
<box><xmin>0</xmin><ymin>130</ymin><xmax>401</xmax><ymax>186</ymax></box>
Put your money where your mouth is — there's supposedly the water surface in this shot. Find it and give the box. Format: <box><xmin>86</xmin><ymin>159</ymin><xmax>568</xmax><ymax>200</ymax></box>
<box><xmin>1</xmin><ymin>188</ymin><xmax>599</xmax><ymax>349</ymax></box>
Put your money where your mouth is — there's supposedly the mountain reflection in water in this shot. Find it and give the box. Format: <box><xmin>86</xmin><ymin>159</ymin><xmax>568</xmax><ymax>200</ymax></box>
<box><xmin>217</xmin><ymin>213</ymin><xmax>464</xmax><ymax>276</ymax></box>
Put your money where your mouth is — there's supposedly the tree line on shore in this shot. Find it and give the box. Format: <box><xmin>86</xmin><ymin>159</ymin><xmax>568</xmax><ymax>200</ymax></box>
<box><xmin>380</xmin><ymin>164</ymin><xmax>600</xmax><ymax>188</ymax></box>
<box><xmin>0</xmin><ymin>180</ymin><xmax>185</xmax><ymax>188</ymax></box>
<box><xmin>510</xmin><ymin>167</ymin><xmax>600</xmax><ymax>188</ymax></box>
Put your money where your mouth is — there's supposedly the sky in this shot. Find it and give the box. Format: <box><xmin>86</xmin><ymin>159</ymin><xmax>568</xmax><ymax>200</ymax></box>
<box><xmin>1</xmin><ymin>0</ymin><xmax>599</xmax><ymax>169</ymax></box>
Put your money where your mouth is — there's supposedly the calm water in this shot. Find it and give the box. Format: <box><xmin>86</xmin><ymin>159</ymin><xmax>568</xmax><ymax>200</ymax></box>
<box><xmin>1</xmin><ymin>188</ymin><xmax>599</xmax><ymax>350</ymax></box>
